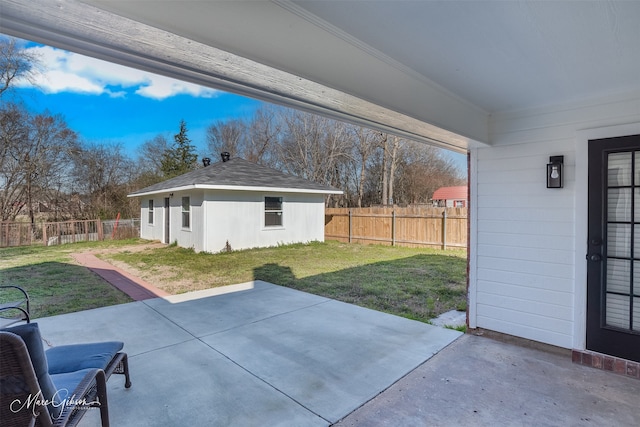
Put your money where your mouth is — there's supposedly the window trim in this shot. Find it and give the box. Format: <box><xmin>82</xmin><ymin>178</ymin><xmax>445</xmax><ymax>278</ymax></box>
<box><xmin>264</xmin><ymin>196</ymin><xmax>283</xmax><ymax>228</ymax></box>
<box><xmin>148</xmin><ymin>199</ymin><xmax>154</xmax><ymax>225</ymax></box>
<box><xmin>181</xmin><ymin>196</ymin><xmax>191</xmax><ymax>229</ymax></box>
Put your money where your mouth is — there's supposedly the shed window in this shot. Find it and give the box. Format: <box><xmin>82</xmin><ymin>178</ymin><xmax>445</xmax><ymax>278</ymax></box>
<box><xmin>265</xmin><ymin>196</ymin><xmax>283</xmax><ymax>227</ymax></box>
<box><xmin>148</xmin><ymin>200</ymin><xmax>154</xmax><ymax>224</ymax></box>
<box><xmin>181</xmin><ymin>196</ymin><xmax>190</xmax><ymax>229</ymax></box>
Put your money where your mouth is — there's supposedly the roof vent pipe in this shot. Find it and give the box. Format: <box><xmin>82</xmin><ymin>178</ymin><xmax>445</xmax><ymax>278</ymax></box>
<box><xmin>221</xmin><ymin>152</ymin><xmax>230</xmax><ymax>162</ymax></box>
<box><xmin>202</xmin><ymin>157</ymin><xmax>211</xmax><ymax>167</ymax></box>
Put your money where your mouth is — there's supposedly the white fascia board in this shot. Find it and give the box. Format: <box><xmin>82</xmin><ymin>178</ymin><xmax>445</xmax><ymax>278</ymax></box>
<box><xmin>198</xmin><ymin>185</ymin><xmax>343</xmax><ymax>195</ymax></box>
<box><xmin>128</xmin><ymin>185</ymin><xmax>343</xmax><ymax>198</ymax></box>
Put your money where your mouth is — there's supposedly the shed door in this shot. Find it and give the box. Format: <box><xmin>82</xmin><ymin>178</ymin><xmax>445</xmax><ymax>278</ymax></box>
<box><xmin>587</xmin><ymin>134</ymin><xmax>640</xmax><ymax>362</ymax></box>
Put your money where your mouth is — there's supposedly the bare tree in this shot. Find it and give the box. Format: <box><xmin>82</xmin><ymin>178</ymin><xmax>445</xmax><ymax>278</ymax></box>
<box><xmin>0</xmin><ymin>103</ymin><xmax>78</xmax><ymax>222</ymax></box>
<box><xmin>246</xmin><ymin>106</ymin><xmax>281</xmax><ymax>166</ymax></box>
<box><xmin>0</xmin><ymin>103</ymin><xmax>30</xmax><ymax>220</ymax></box>
<box><xmin>279</xmin><ymin>109</ymin><xmax>348</xmax><ymax>186</ymax></box>
<box><xmin>206</xmin><ymin>118</ymin><xmax>246</xmax><ymax>160</ymax></box>
<box><xmin>394</xmin><ymin>142</ymin><xmax>464</xmax><ymax>205</ymax></box>
<box><xmin>380</xmin><ymin>133</ymin><xmax>389</xmax><ymax>206</ymax></box>
<box><xmin>387</xmin><ymin>135</ymin><xmax>401</xmax><ymax>205</ymax></box>
<box><xmin>134</xmin><ymin>134</ymin><xmax>170</xmax><ymax>188</ymax></box>
<box><xmin>72</xmin><ymin>142</ymin><xmax>136</xmax><ymax>219</ymax></box>
<box><xmin>0</xmin><ymin>36</ymin><xmax>42</xmax><ymax>98</ymax></box>
<box><xmin>346</xmin><ymin>126</ymin><xmax>378</xmax><ymax>207</ymax></box>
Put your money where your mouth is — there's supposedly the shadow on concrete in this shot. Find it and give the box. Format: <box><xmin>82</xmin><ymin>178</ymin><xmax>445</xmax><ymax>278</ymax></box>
<box><xmin>253</xmin><ymin>253</ymin><xmax>466</xmax><ymax>323</ymax></box>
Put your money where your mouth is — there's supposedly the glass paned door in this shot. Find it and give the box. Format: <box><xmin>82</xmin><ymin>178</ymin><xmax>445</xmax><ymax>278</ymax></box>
<box><xmin>605</xmin><ymin>152</ymin><xmax>639</xmax><ymax>331</ymax></box>
<box><xmin>587</xmin><ymin>135</ymin><xmax>640</xmax><ymax>362</ymax></box>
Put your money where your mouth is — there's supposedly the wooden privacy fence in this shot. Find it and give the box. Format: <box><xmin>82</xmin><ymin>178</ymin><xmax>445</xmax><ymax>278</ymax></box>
<box><xmin>325</xmin><ymin>206</ymin><xmax>467</xmax><ymax>249</ymax></box>
<box><xmin>0</xmin><ymin>219</ymin><xmax>140</xmax><ymax>247</ymax></box>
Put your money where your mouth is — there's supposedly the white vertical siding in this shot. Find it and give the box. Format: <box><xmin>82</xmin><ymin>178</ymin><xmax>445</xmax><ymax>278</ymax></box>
<box><xmin>139</xmin><ymin>197</ymin><xmax>164</xmax><ymax>242</ymax></box>
<box><xmin>172</xmin><ymin>190</ymin><xmax>205</xmax><ymax>252</ymax></box>
<box><xmin>472</xmin><ymin>91</ymin><xmax>640</xmax><ymax>349</ymax></box>
<box><xmin>202</xmin><ymin>191</ymin><xmax>326</xmax><ymax>253</ymax></box>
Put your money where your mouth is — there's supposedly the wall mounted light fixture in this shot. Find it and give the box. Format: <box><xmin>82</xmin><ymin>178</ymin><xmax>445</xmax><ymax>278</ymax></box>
<box><xmin>547</xmin><ymin>156</ymin><xmax>564</xmax><ymax>188</ymax></box>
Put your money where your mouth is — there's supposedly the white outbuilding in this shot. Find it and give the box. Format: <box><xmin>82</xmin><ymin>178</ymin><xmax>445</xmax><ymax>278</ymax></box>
<box><xmin>128</xmin><ymin>155</ymin><xmax>342</xmax><ymax>252</ymax></box>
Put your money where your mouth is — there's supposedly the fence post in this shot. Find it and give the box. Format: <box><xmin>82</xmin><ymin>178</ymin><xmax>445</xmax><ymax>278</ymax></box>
<box><xmin>98</xmin><ymin>219</ymin><xmax>104</xmax><ymax>241</ymax></box>
<box><xmin>43</xmin><ymin>223</ymin><xmax>47</xmax><ymax>246</ymax></box>
<box><xmin>442</xmin><ymin>209</ymin><xmax>447</xmax><ymax>250</ymax></box>
<box><xmin>348</xmin><ymin>209</ymin><xmax>352</xmax><ymax>243</ymax></box>
<box><xmin>392</xmin><ymin>209</ymin><xmax>396</xmax><ymax>246</ymax></box>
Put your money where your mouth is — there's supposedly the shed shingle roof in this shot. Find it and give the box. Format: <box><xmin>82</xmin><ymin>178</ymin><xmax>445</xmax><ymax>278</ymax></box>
<box><xmin>128</xmin><ymin>157</ymin><xmax>342</xmax><ymax>197</ymax></box>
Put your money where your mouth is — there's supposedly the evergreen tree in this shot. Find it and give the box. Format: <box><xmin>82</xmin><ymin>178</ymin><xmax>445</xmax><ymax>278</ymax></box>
<box><xmin>160</xmin><ymin>119</ymin><xmax>198</xmax><ymax>178</ymax></box>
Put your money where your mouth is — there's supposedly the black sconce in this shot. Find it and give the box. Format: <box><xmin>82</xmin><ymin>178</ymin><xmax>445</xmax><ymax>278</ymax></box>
<box><xmin>547</xmin><ymin>156</ymin><xmax>563</xmax><ymax>188</ymax></box>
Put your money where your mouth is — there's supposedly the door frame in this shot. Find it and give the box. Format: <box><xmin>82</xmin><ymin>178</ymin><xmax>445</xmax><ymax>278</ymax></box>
<box><xmin>164</xmin><ymin>197</ymin><xmax>170</xmax><ymax>244</ymax></box>
<box><xmin>575</xmin><ymin>122</ymin><xmax>640</xmax><ymax>351</ymax></box>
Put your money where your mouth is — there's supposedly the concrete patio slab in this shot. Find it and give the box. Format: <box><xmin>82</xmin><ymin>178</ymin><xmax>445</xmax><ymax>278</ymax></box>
<box><xmin>202</xmin><ymin>298</ymin><xmax>460</xmax><ymax>423</ymax></box>
<box><xmin>335</xmin><ymin>333</ymin><xmax>640</xmax><ymax>427</ymax></box>
<box><xmin>83</xmin><ymin>339</ymin><xmax>327</xmax><ymax>427</ymax></box>
<box><xmin>29</xmin><ymin>281</ymin><xmax>461</xmax><ymax>426</ymax></box>
<box><xmin>144</xmin><ymin>280</ymin><xmax>331</xmax><ymax>337</ymax></box>
<box><xmin>35</xmin><ymin>301</ymin><xmax>193</xmax><ymax>356</ymax></box>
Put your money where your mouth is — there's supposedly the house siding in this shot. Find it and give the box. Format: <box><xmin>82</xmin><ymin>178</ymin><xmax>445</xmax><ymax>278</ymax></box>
<box><xmin>172</xmin><ymin>190</ymin><xmax>205</xmax><ymax>252</ymax></box>
<box><xmin>202</xmin><ymin>191</ymin><xmax>326</xmax><ymax>253</ymax></box>
<box><xmin>140</xmin><ymin>197</ymin><xmax>165</xmax><ymax>242</ymax></box>
<box><xmin>471</xmin><ymin>91</ymin><xmax>640</xmax><ymax>349</ymax></box>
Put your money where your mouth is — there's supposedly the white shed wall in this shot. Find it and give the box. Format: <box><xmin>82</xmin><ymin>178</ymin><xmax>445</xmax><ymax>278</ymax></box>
<box><xmin>171</xmin><ymin>190</ymin><xmax>205</xmax><ymax>252</ymax></box>
<box><xmin>140</xmin><ymin>197</ymin><xmax>165</xmax><ymax>242</ymax></box>
<box><xmin>202</xmin><ymin>191</ymin><xmax>326</xmax><ymax>253</ymax></box>
<box><xmin>470</xmin><ymin>91</ymin><xmax>640</xmax><ymax>349</ymax></box>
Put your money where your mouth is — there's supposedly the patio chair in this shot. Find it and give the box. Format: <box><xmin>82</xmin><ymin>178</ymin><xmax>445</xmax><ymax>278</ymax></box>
<box><xmin>46</xmin><ymin>341</ymin><xmax>131</xmax><ymax>389</ymax></box>
<box><xmin>0</xmin><ymin>285</ymin><xmax>30</xmax><ymax>329</ymax></box>
<box><xmin>0</xmin><ymin>325</ymin><xmax>109</xmax><ymax>427</ymax></box>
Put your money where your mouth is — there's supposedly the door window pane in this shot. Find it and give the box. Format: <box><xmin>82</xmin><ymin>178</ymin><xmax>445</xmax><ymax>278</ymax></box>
<box><xmin>605</xmin><ymin>293</ymin><xmax>630</xmax><ymax>329</ymax></box>
<box><xmin>608</xmin><ymin>188</ymin><xmax>632</xmax><ymax>222</ymax></box>
<box><xmin>607</xmin><ymin>258</ymin><xmax>630</xmax><ymax>294</ymax></box>
<box><xmin>635</xmin><ymin>188</ymin><xmax>640</xmax><ymax>222</ymax></box>
<box><xmin>633</xmin><ymin>261</ymin><xmax>640</xmax><ymax>297</ymax></box>
<box><xmin>607</xmin><ymin>224</ymin><xmax>631</xmax><ymax>258</ymax></box>
<box><xmin>608</xmin><ymin>152</ymin><xmax>632</xmax><ymax>186</ymax></box>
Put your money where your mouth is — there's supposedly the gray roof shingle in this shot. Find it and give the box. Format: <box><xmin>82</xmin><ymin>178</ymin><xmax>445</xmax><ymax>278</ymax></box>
<box><xmin>129</xmin><ymin>157</ymin><xmax>342</xmax><ymax>196</ymax></box>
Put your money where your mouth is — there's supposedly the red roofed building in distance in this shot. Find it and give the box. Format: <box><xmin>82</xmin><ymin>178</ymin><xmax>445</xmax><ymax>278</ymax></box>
<box><xmin>431</xmin><ymin>186</ymin><xmax>468</xmax><ymax>208</ymax></box>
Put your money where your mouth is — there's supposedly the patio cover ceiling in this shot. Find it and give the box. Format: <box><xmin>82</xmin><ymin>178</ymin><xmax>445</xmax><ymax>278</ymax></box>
<box><xmin>1</xmin><ymin>1</ymin><xmax>639</xmax><ymax>152</ymax></box>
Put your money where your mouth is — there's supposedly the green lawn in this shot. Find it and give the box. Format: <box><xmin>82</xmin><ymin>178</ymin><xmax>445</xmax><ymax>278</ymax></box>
<box><xmin>1</xmin><ymin>239</ymin><xmax>467</xmax><ymax>324</ymax></box>
<box><xmin>0</xmin><ymin>240</ymin><xmax>138</xmax><ymax>318</ymax></box>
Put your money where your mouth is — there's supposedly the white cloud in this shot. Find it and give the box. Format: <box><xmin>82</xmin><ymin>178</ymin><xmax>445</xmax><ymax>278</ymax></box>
<box><xmin>17</xmin><ymin>45</ymin><xmax>219</xmax><ymax>100</ymax></box>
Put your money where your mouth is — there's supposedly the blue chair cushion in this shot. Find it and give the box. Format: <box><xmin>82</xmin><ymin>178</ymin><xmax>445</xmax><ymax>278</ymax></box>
<box><xmin>1</xmin><ymin>322</ymin><xmax>61</xmax><ymax>419</ymax></box>
<box><xmin>50</xmin><ymin>368</ymin><xmax>100</xmax><ymax>405</ymax></box>
<box><xmin>46</xmin><ymin>341</ymin><xmax>124</xmax><ymax>374</ymax></box>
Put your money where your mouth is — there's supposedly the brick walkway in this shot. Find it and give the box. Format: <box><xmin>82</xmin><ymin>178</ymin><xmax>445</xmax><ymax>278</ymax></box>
<box><xmin>71</xmin><ymin>253</ymin><xmax>169</xmax><ymax>301</ymax></box>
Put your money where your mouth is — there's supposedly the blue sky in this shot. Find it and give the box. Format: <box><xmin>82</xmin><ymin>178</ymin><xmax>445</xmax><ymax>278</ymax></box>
<box><xmin>8</xmin><ymin>36</ymin><xmax>466</xmax><ymax>171</ymax></box>
<box><xmin>8</xmin><ymin>37</ymin><xmax>263</xmax><ymax>158</ymax></box>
